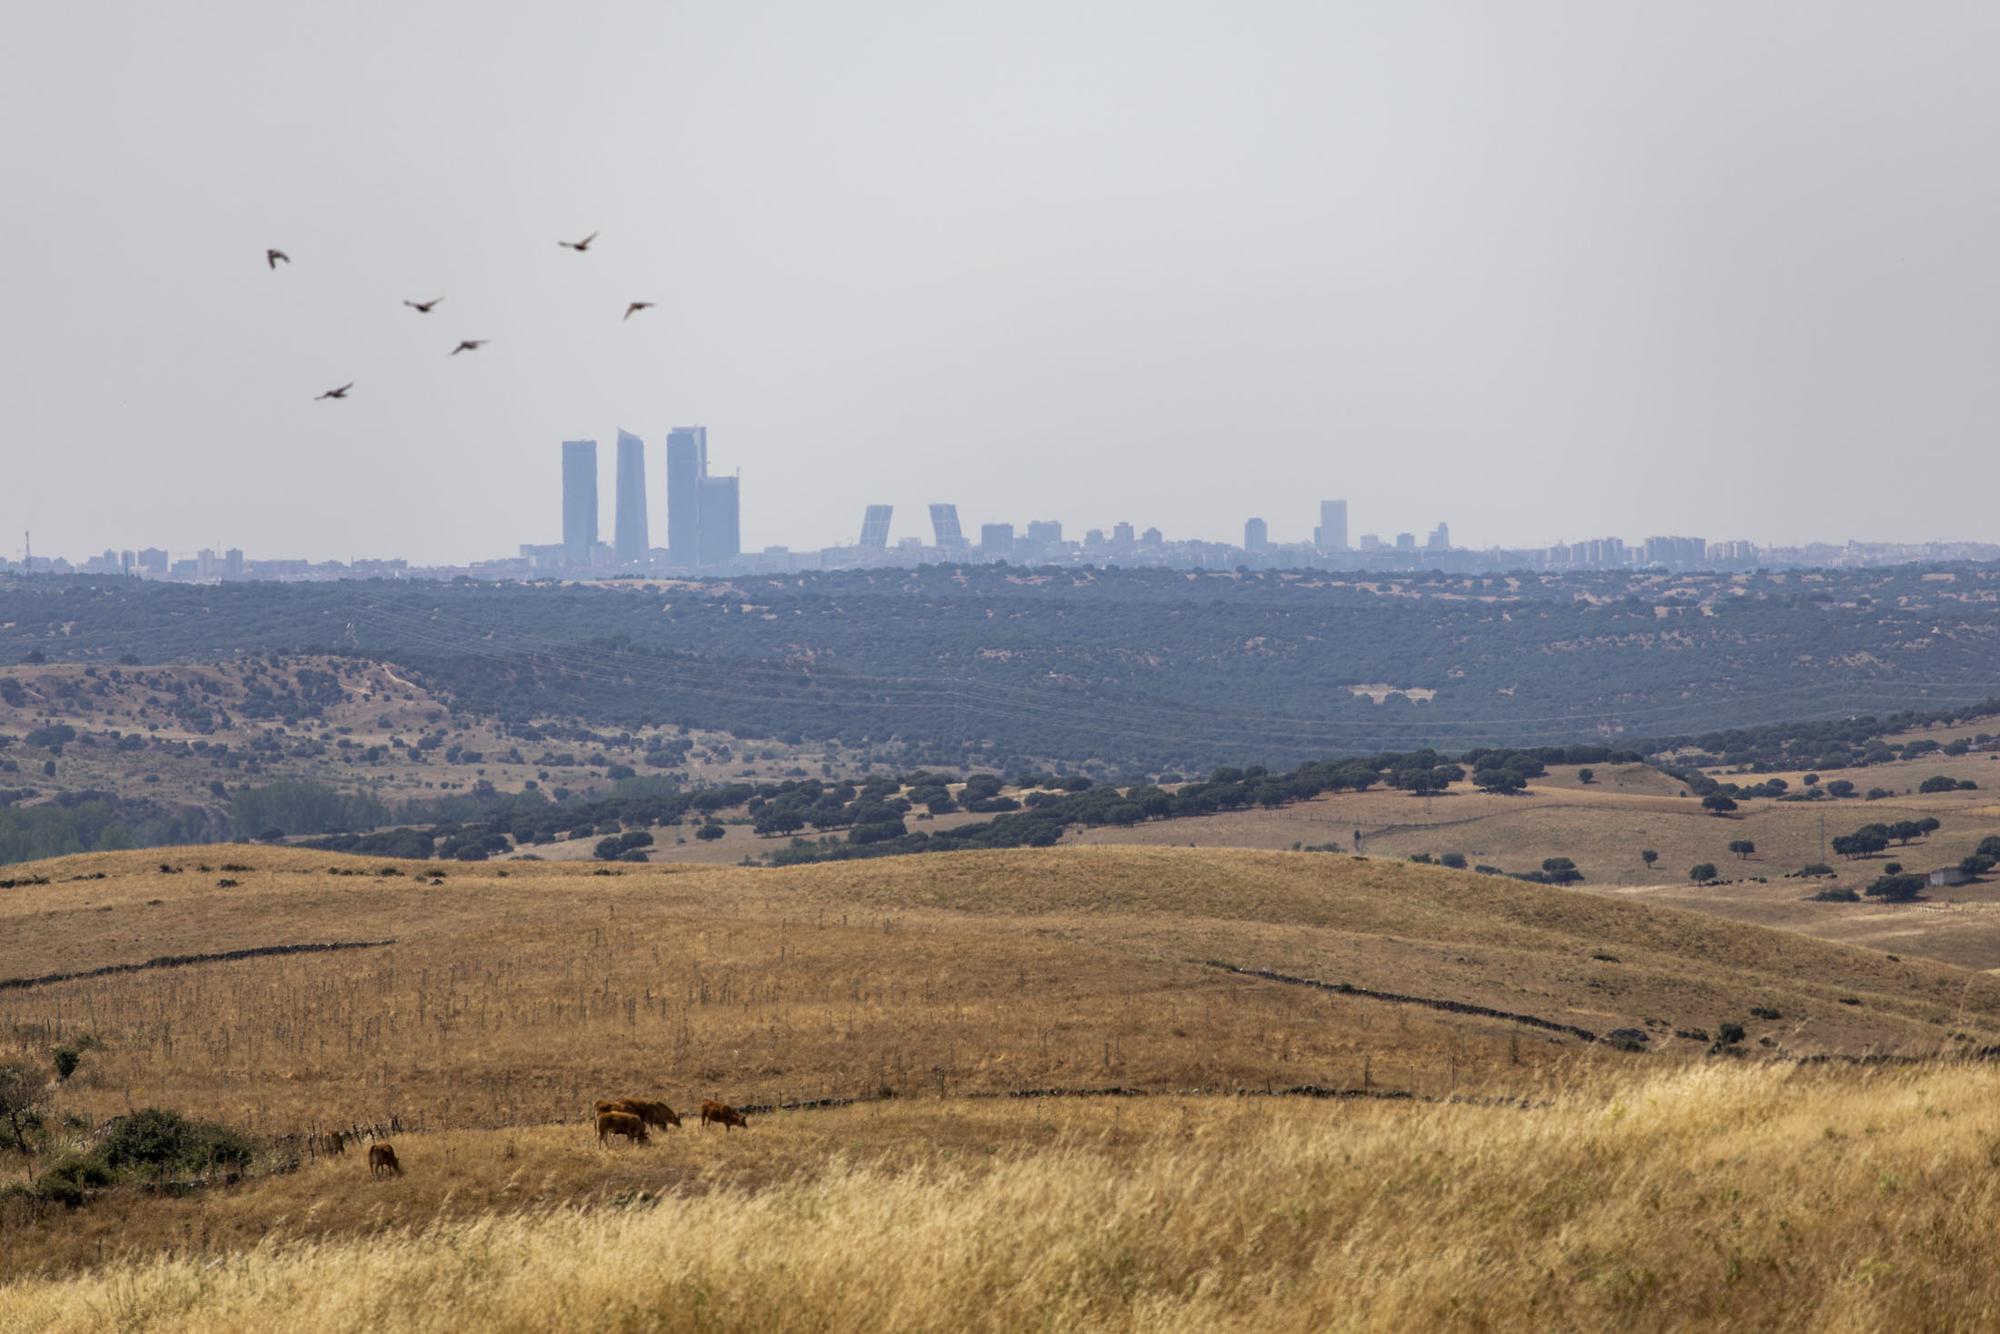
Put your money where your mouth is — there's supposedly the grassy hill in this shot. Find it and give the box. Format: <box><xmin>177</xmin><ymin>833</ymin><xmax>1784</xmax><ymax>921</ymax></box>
<box><xmin>6</xmin><ymin>843</ymin><xmax>2000</xmax><ymax>1317</ymax></box>
<box><xmin>9</xmin><ymin>1061</ymin><xmax>2000</xmax><ymax>1330</ymax></box>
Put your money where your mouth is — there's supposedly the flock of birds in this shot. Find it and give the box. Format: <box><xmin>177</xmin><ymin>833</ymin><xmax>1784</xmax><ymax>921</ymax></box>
<box><xmin>265</xmin><ymin>235</ymin><xmax>653</xmax><ymax>402</ymax></box>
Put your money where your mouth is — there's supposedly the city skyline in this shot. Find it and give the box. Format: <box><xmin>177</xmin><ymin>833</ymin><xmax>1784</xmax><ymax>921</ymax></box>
<box><xmin>19</xmin><ymin>449</ymin><xmax>2000</xmax><ymax>578</ymax></box>
<box><xmin>11</xmin><ymin>5</ymin><xmax>2000</xmax><ymax>564</ymax></box>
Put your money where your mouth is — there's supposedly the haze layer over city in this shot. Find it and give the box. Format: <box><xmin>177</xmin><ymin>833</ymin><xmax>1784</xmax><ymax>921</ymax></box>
<box><xmin>8</xmin><ymin>2</ymin><xmax>2000</xmax><ymax>563</ymax></box>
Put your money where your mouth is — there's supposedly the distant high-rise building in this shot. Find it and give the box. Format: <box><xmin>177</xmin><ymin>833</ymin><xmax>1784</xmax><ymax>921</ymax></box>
<box><xmin>613</xmin><ymin>429</ymin><xmax>649</xmax><ymax>564</ymax></box>
<box><xmin>859</xmin><ymin>504</ymin><xmax>894</xmax><ymax>550</ymax></box>
<box><xmin>979</xmin><ymin>523</ymin><xmax>1015</xmax><ymax>558</ymax></box>
<box><xmin>137</xmin><ymin>547</ymin><xmax>167</xmax><ymax>575</ymax></box>
<box><xmin>1314</xmin><ymin>499</ymin><xmax>1349</xmax><ymax>551</ymax></box>
<box><xmin>666</xmin><ymin>426</ymin><xmax>708</xmax><ymax>565</ymax></box>
<box><xmin>1358</xmin><ymin>534</ymin><xmax>1383</xmax><ymax>552</ymax></box>
<box><xmin>561</xmin><ymin>439</ymin><xmax>598</xmax><ymax>565</ymax></box>
<box><xmin>929</xmin><ymin>504</ymin><xmax>967</xmax><ymax>555</ymax></box>
<box><xmin>697</xmin><ymin>475</ymin><xmax>740</xmax><ymax>565</ymax></box>
<box><xmin>1112</xmin><ymin>521</ymin><xmax>1135</xmax><ymax>548</ymax></box>
<box><xmin>224</xmin><ymin>548</ymin><xmax>244</xmax><ymax>578</ymax></box>
<box><xmin>1643</xmin><ymin>535</ymin><xmax>1706</xmax><ymax>566</ymax></box>
<box><xmin>1426</xmin><ymin>523</ymin><xmax>1450</xmax><ymax>551</ymax></box>
<box><xmin>1140</xmin><ymin>527</ymin><xmax>1162</xmax><ymax>547</ymax></box>
<box><xmin>1394</xmin><ymin>532</ymin><xmax>1416</xmax><ymax>550</ymax></box>
<box><xmin>1025</xmin><ymin>520</ymin><xmax>1063</xmax><ymax>546</ymax></box>
<box><xmin>1244</xmin><ymin>517</ymin><xmax>1268</xmax><ymax>551</ymax></box>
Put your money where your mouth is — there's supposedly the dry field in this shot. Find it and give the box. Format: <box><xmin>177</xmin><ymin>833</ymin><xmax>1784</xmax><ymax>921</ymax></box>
<box><xmin>1069</xmin><ymin>759</ymin><xmax>2000</xmax><ymax>965</ymax></box>
<box><xmin>10</xmin><ymin>1063</ymin><xmax>2000</xmax><ymax>1330</ymax></box>
<box><xmin>7</xmin><ymin>845</ymin><xmax>2000</xmax><ymax>1324</ymax></box>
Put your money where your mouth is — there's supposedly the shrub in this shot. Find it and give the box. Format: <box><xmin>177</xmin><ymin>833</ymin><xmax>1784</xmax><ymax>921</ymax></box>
<box><xmin>1716</xmin><ymin>1022</ymin><xmax>1747</xmax><ymax>1046</ymax></box>
<box><xmin>1439</xmin><ymin>852</ymin><xmax>1468</xmax><ymax>870</ymax></box>
<box><xmin>1689</xmin><ymin>863</ymin><xmax>1718</xmax><ymax>885</ymax></box>
<box><xmin>695</xmin><ymin>823</ymin><xmax>726</xmax><ymax>842</ymax></box>
<box><xmin>32</xmin><ymin>1152</ymin><xmax>111</xmax><ymax>1208</ymax></box>
<box><xmin>51</xmin><ymin>1046</ymin><xmax>81</xmax><ymax>1082</ymax></box>
<box><xmin>100</xmin><ymin>1108</ymin><xmax>257</xmax><ymax>1175</ymax></box>
<box><xmin>1810</xmin><ymin>886</ymin><xmax>1860</xmax><ymax>902</ymax></box>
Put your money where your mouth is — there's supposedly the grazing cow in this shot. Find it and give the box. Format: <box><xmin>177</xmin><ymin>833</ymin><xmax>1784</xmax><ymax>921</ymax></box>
<box><xmin>597</xmin><ymin>1109</ymin><xmax>650</xmax><ymax>1147</ymax></box>
<box><xmin>595</xmin><ymin>1098</ymin><xmax>683</xmax><ymax>1131</ymax></box>
<box><xmin>699</xmin><ymin>1100</ymin><xmax>749</xmax><ymax>1131</ymax></box>
<box><xmin>368</xmin><ymin>1144</ymin><xmax>402</xmax><ymax>1178</ymax></box>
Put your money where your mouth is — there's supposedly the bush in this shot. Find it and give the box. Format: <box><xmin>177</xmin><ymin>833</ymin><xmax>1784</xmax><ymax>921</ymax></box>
<box><xmin>51</xmin><ymin>1046</ymin><xmax>81</xmax><ymax>1082</ymax></box>
<box><xmin>32</xmin><ymin>1152</ymin><xmax>111</xmax><ymax>1208</ymax></box>
<box><xmin>1716</xmin><ymin>1022</ymin><xmax>1747</xmax><ymax>1046</ymax></box>
<box><xmin>1689</xmin><ymin>863</ymin><xmax>1718</xmax><ymax>885</ymax></box>
<box><xmin>100</xmin><ymin>1108</ymin><xmax>257</xmax><ymax>1175</ymax></box>
<box><xmin>1810</xmin><ymin>885</ymin><xmax>1859</xmax><ymax>902</ymax></box>
<box><xmin>695</xmin><ymin>823</ymin><xmax>726</xmax><ymax>842</ymax></box>
<box><xmin>1439</xmin><ymin>852</ymin><xmax>1468</xmax><ymax>870</ymax></box>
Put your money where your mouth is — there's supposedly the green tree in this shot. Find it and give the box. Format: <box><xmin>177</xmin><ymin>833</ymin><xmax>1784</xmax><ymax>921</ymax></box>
<box><xmin>1689</xmin><ymin>862</ymin><xmax>1718</xmax><ymax>885</ymax></box>
<box><xmin>1727</xmin><ymin>839</ymin><xmax>1755</xmax><ymax>860</ymax></box>
<box><xmin>1641</xmin><ymin>849</ymin><xmax>1659</xmax><ymax>870</ymax></box>
<box><xmin>0</xmin><ymin>1059</ymin><xmax>46</xmax><ymax>1151</ymax></box>
<box><xmin>1864</xmin><ymin>873</ymin><xmax>1925</xmax><ymax>902</ymax></box>
<box><xmin>1702</xmin><ymin>794</ymin><xmax>1738</xmax><ymax>816</ymax></box>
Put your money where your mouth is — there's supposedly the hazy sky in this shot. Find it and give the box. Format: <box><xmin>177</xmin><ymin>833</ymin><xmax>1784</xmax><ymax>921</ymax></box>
<box><xmin>5</xmin><ymin>2</ymin><xmax>2000</xmax><ymax>563</ymax></box>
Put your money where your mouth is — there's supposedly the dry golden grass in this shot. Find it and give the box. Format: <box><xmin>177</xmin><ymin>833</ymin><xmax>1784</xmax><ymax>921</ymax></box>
<box><xmin>4</xmin><ymin>845</ymin><xmax>1990</xmax><ymax>1141</ymax></box>
<box><xmin>10</xmin><ymin>1062</ymin><xmax>2000</xmax><ymax>1331</ymax></box>
<box><xmin>1067</xmin><ymin>761</ymin><xmax>2000</xmax><ymax>966</ymax></box>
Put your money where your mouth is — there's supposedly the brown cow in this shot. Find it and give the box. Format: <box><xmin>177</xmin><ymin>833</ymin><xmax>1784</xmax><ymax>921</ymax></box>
<box><xmin>597</xmin><ymin>1109</ymin><xmax>650</xmax><ymax>1147</ymax></box>
<box><xmin>699</xmin><ymin>1100</ymin><xmax>749</xmax><ymax>1131</ymax></box>
<box><xmin>368</xmin><ymin>1144</ymin><xmax>402</xmax><ymax>1178</ymax></box>
<box><xmin>598</xmin><ymin>1098</ymin><xmax>682</xmax><ymax>1131</ymax></box>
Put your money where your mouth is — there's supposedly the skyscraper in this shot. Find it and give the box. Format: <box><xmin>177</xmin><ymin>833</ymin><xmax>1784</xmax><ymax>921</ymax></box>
<box><xmin>561</xmin><ymin>439</ymin><xmax>598</xmax><ymax>565</ymax></box>
<box><xmin>979</xmin><ymin>523</ymin><xmax>1014</xmax><ymax>558</ymax></box>
<box><xmin>1314</xmin><ymin>499</ymin><xmax>1348</xmax><ymax>551</ymax></box>
<box><xmin>697</xmin><ymin>475</ymin><xmax>740</xmax><ymax>564</ymax></box>
<box><xmin>859</xmin><ymin>504</ymin><xmax>894</xmax><ymax>550</ymax></box>
<box><xmin>666</xmin><ymin>426</ymin><xmax>708</xmax><ymax>565</ymax></box>
<box><xmin>1244</xmin><ymin>517</ymin><xmax>1268</xmax><ymax>551</ymax></box>
<box><xmin>929</xmin><ymin>504</ymin><xmax>967</xmax><ymax>556</ymax></box>
<box><xmin>613</xmin><ymin>429</ymin><xmax>649</xmax><ymax>564</ymax></box>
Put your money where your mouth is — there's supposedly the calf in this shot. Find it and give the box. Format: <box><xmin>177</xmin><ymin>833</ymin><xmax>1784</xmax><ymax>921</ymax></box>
<box><xmin>368</xmin><ymin>1144</ymin><xmax>402</xmax><ymax>1178</ymax></box>
<box><xmin>597</xmin><ymin>1109</ymin><xmax>650</xmax><ymax>1147</ymax></box>
<box><xmin>596</xmin><ymin>1098</ymin><xmax>683</xmax><ymax>1131</ymax></box>
<box><xmin>699</xmin><ymin>1100</ymin><xmax>749</xmax><ymax>1131</ymax></box>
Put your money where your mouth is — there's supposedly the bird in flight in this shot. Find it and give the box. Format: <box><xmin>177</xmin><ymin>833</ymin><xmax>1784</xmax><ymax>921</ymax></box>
<box><xmin>449</xmin><ymin>339</ymin><xmax>489</xmax><ymax>356</ymax></box>
<box><xmin>266</xmin><ymin>249</ymin><xmax>290</xmax><ymax>269</ymax></box>
<box><xmin>315</xmin><ymin>382</ymin><xmax>353</xmax><ymax>400</ymax></box>
<box><xmin>403</xmin><ymin>297</ymin><xmax>443</xmax><ymax>313</ymax></box>
<box><xmin>623</xmin><ymin>301</ymin><xmax>655</xmax><ymax>321</ymax></box>
<box><xmin>558</xmin><ymin>231</ymin><xmax>599</xmax><ymax>252</ymax></box>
